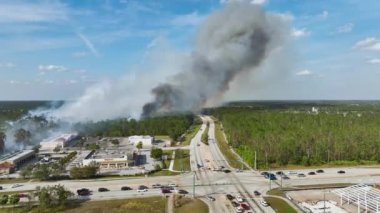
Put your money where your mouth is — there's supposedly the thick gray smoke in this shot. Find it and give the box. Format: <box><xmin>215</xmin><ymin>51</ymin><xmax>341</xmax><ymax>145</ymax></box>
<box><xmin>142</xmin><ymin>3</ymin><xmax>288</xmax><ymax>117</ymax></box>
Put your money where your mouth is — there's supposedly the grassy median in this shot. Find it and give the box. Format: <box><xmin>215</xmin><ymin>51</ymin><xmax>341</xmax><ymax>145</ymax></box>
<box><xmin>264</xmin><ymin>197</ymin><xmax>297</xmax><ymax>213</ymax></box>
<box><xmin>214</xmin><ymin>121</ymin><xmax>242</xmax><ymax>169</ymax></box>
<box><xmin>181</xmin><ymin>119</ymin><xmax>202</xmax><ymax>146</ymax></box>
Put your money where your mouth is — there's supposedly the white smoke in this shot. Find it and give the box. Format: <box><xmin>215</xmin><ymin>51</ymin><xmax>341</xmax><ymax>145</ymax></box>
<box><xmin>34</xmin><ymin>2</ymin><xmax>290</xmax><ymax>122</ymax></box>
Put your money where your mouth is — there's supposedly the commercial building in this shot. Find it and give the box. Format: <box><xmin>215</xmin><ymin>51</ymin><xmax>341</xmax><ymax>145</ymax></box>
<box><xmin>82</xmin><ymin>150</ymin><xmax>133</xmax><ymax>169</ymax></box>
<box><xmin>40</xmin><ymin>133</ymin><xmax>78</xmax><ymax>150</ymax></box>
<box><xmin>128</xmin><ymin>135</ymin><xmax>154</xmax><ymax>148</ymax></box>
<box><xmin>0</xmin><ymin>150</ymin><xmax>35</xmax><ymax>174</ymax></box>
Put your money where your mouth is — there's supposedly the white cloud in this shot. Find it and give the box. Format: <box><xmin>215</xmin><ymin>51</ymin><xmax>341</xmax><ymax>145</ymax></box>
<box><xmin>296</xmin><ymin>69</ymin><xmax>313</xmax><ymax>76</ymax></box>
<box><xmin>337</xmin><ymin>23</ymin><xmax>354</xmax><ymax>33</ymax></box>
<box><xmin>0</xmin><ymin>62</ymin><xmax>15</xmax><ymax>68</ymax></box>
<box><xmin>77</xmin><ymin>32</ymin><xmax>100</xmax><ymax>57</ymax></box>
<box><xmin>291</xmin><ymin>28</ymin><xmax>310</xmax><ymax>38</ymax></box>
<box><xmin>319</xmin><ymin>10</ymin><xmax>329</xmax><ymax>19</ymax></box>
<box><xmin>220</xmin><ymin>0</ymin><xmax>267</xmax><ymax>5</ymax></box>
<box><xmin>38</xmin><ymin>65</ymin><xmax>67</xmax><ymax>74</ymax></box>
<box><xmin>251</xmin><ymin>0</ymin><xmax>267</xmax><ymax>5</ymax></box>
<box><xmin>368</xmin><ymin>58</ymin><xmax>380</xmax><ymax>64</ymax></box>
<box><xmin>354</xmin><ymin>37</ymin><xmax>380</xmax><ymax>51</ymax></box>
<box><xmin>171</xmin><ymin>11</ymin><xmax>204</xmax><ymax>27</ymax></box>
<box><xmin>0</xmin><ymin>1</ymin><xmax>67</xmax><ymax>23</ymax></box>
<box><xmin>72</xmin><ymin>51</ymin><xmax>89</xmax><ymax>58</ymax></box>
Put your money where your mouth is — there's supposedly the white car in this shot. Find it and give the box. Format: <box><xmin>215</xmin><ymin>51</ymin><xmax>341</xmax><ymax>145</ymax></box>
<box><xmin>168</xmin><ymin>183</ymin><xmax>177</xmax><ymax>187</ymax></box>
<box><xmin>235</xmin><ymin>206</ymin><xmax>244</xmax><ymax>213</ymax></box>
<box><xmin>236</xmin><ymin>195</ymin><xmax>244</xmax><ymax>203</ymax></box>
<box><xmin>11</xmin><ymin>184</ymin><xmax>22</xmax><ymax>188</ymax></box>
<box><xmin>137</xmin><ymin>189</ymin><xmax>148</xmax><ymax>192</ymax></box>
<box><xmin>260</xmin><ymin>200</ymin><xmax>269</xmax><ymax>207</ymax></box>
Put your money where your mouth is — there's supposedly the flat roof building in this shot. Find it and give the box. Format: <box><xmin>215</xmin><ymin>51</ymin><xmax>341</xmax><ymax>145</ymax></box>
<box><xmin>0</xmin><ymin>150</ymin><xmax>35</xmax><ymax>174</ymax></box>
<box><xmin>82</xmin><ymin>150</ymin><xmax>133</xmax><ymax>169</ymax></box>
<box><xmin>128</xmin><ymin>135</ymin><xmax>154</xmax><ymax>148</ymax></box>
<box><xmin>40</xmin><ymin>133</ymin><xmax>78</xmax><ymax>150</ymax></box>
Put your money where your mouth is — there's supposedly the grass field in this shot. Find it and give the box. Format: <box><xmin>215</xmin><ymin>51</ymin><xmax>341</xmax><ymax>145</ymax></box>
<box><xmin>155</xmin><ymin>135</ymin><xmax>171</xmax><ymax>141</ymax></box>
<box><xmin>214</xmin><ymin>121</ymin><xmax>242</xmax><ymax>169</ymax></box>
<box><xmin>181</xmin><ymin>122</ymin><xmax>201</xmax><ymax>146</ymax></box>
<box><xmin>264</xmin><ymin>197</ymin><xmax>297</xmax><ymax>213</ymax></box>
<box><xmin>0</xmin><ymin>197</ymin><xmax>167</xmax><ymax>213</ymax></box>
<box><xmin>173</xmin><ymin>196</ymin><xmax>208</xmax><ymax>213</ymax></box>
<box><xmin>173</xmin><ymin>150</ymin><xmax>190</xmax><ymax>171</ymax></box>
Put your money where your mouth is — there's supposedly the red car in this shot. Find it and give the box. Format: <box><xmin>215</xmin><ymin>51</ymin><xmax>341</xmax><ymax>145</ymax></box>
<box><xmin>240</xmin><ymin>203</ymin><xmax>250</xmax><ymax>210</ymax></box>
<box><xmin>18</xmin><ymin>193</ymin><xmax>28</xmax><ymax>198</ymax></box>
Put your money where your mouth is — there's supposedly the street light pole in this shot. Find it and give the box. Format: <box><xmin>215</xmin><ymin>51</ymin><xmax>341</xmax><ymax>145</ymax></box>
<box><xmin>193</xmin><ymin>172</ymin><xmax>196</xmax><ymax>198</ymax></box>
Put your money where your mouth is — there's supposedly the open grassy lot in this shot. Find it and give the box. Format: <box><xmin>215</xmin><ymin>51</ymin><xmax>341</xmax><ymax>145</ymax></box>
<box><xmin>62</xmin><ymin>197</ymin><xmax>167</xmax><ymax>213</ymax></box>
<box><xmin>0</xmin><ymin>197</ymin><xmax>167</xmax><ymax>213</ymax></box>
<box><xmin>155</xmin><ymin>135</ymin><xmax>171</xmax><ymax>141</ymax></box>
<box><xmin>173</xmin><ymin>195</ymin><xmax>208</xmax><ymax>213</ymax></box>
<box><xmin>214</xmin><ymin>121</ymin><xmax>242</xmax><ymax>169</ymax></box>
<box><xmin>173</xmin><ymin>150</ymin><xmax>190</xmax><ymax>171</ymax></box>
<box><xmin>264</xmin><ymin>197</ymin><xmax>297</xmax><ymax>213</ymax></box>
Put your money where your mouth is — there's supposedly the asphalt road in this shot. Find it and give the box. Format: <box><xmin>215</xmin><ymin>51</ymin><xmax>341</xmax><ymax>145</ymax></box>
<box><xmin>3</xmin><ymin>116</ymin><xmax>380</xmax><ymax>213</ymax></box>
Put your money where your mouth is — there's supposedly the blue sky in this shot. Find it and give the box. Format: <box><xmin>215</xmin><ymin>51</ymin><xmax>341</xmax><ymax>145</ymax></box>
<box><xmin>0</xmin><ymin>0</ymin><xmax>380</xmax><ymax>100</ymax></box>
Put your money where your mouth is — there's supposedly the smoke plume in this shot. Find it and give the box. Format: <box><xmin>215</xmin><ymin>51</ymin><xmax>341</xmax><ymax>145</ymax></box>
<box><xmin>142</xmin><ymin>3</ymin><xmax>288</xmax><ymax>117</ymax></box>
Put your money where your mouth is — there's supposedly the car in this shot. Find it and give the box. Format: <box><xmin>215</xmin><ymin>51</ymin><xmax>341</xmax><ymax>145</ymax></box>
<box><xmin>308</xmin><ymin>171</ymin><xmax>316</xmax><ymax>175</ymax></box>
<box><xmin>282</xmin><ymin>175</ymin><xmax>290</xmax><ymax>180</ymax></box>
<box><xmin>261</xmin><ymin>171</ymin><xmax>269</xmax><ymax>176</ymax></box>
<box><xmin>152</xmin><ymin>184</ymin><xmax>162</xmax><ymax>189</ymax></box>
<box><xmin>138</xmin><ymin>185</ymin><xmax>148</xmax><ymax>189</ymax></box>
<box><xmin>223</xmin><ymin>169</ymin><xmax>231</xmax><ymax>173</ymax></box>
<box><xmin>121</xmin><ymin>186</ymin><xmax>132</xmax><ymax>191</ymax></box>
<box><xmin>18</xmin><ymin>193</ymin><xmax>28</xmax><ymax>198</ymax></box>
<box><xmin>226</xmin><ymin>194</ymin><xmax>234</xmax><ymax>200</ymax></box>
<box><xmin>287</xmin><ymin>171</ymin><xmax>298</xmax><ymax>175</ymax></box>
<box><xmin>236</xmin><ymin>169</ymin><xmax>243</xmax><ymax>173</ymax></box>
<box><xmin>231</xmin><ymin>201</ymin><xmax>239</xmax><ymax>207</ymax></box>
<box><xmin>77</xmin><ymin>188</ymin><xmax>90</xmax><ymax>196</ymax></box>
<box><xmin>206</xmin><ymin>195</ymin><xmax>216</xmax><ymax>201</ymax></box>
<box><xmin>240</xmin><ymin>203</ymin><xmax>250</xmax><ymax>210</ymax></box>
<box><xmin>161</xmin><ymin>188</ymin><xmax>171</xmax><ymax>194</ymax></box>
<box><xmin>0</xmin><ymin>186</ymin><xmax>3</xmax><ymax>190</ymax></box>
<box><xmin>338</xmin><ymin>170</ymin><xmax>346</xmax><ymax>174</ymax></box>
<box><xmin>269</xmin><ymin>174</ymin><xmax>277</xmax><ymax>180</ymax></box>
<box><xmin>178</xmin><ymin>189</ymin><xmax>188</xmax><ymax>194</ymax></box>
<box><xmin>276</xmin><ymin>171</ymin><xmax>283</xmax><ymax>175</ymax></box>
<box><xmin>137</xmin><ymin>188</ymin><xmax>148</xmax><ymax>192</ymax></box>
<box><xmin>235</xmin><ymin>207</ymin><xmax>244</xmax><ymax>213</ymax></box>
<box><xmin>98</xmin><ymin>187</ymin><xmax>109</xmax><ymax>192</ymax></box>
<box><xmin>253</xmin><ymin>191</ymin><xmax>261</xmax><ymax>196</ymax></box>
<box><xmin>197</xmin><ymin>144</ymin><xmax>200</xmax><ymax>146</ymax></box>
<box><xmin>11</xmin><ymin>184</ymin><xmax>22</xmax><ymax>188</ymax></box>
<box><xmin>316</xmin><ymin>169</ymin><xmax>324</xmax><ymax>173</ymax></box>
<box><xmin>260</xmin><ymin>200</ymin><xmax>269</xmax><ymax>207</ymax></box>
<box><xmin>168</xmin><ymin>183</ymin><xmax>177</xmax><ymax>187</ymax></box>
<box><xmin>205</xmin><ymin>159</ymin><xmax>210</xmax><ymax>162</ymax></box>
<box><xmin>297</xmin><ymin>173</ymin><xmax>306</xmax><ymax>177</ymax></box>
<box><xmin>236</xmin><ymin>195</ymin><xmax>244</xmax><ymax>203</ymax></box>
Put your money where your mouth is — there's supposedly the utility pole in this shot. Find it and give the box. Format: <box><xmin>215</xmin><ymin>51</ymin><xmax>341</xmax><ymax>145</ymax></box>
<box><xmin>193</xmin><ymin>172</ymin><xmax>196</xmax><ymax>198</ymax></box>
<box><xmin>323</xmin><ymin>189</ymin><xmax>326</xmax><ymax>213</ymax></box>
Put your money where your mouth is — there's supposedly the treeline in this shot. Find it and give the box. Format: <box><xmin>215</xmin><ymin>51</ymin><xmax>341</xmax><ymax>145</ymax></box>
<box><xmin>75</xmin><ymin>114</ymin><xmax>195</xmax><ymax>140</ymax></box>
<box><xmin>213</xmin><ymin>106</ymin><xmax>380</xmax><ymax>168</ymax></box>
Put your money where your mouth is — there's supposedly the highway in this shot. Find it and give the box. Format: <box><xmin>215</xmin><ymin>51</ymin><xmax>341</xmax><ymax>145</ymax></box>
<box><xmin>3</xmin><ymin>116</ymin><xmax>380</xmax><ymax>212</ymax></box>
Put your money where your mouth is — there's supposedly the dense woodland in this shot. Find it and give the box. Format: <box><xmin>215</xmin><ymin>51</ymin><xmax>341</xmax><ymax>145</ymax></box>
<box><xmin>74</xmin><ymin>114</ymin><xmax>195</xmax><ymax>140</ymax></box>
<box><xmin>212</xmin><ymin>101</ymin><xmax>380</xmax><ymax>168</ymax></box>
